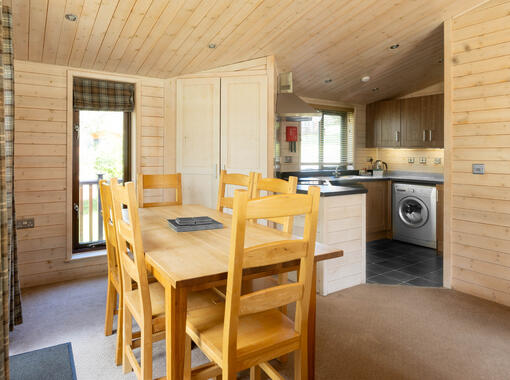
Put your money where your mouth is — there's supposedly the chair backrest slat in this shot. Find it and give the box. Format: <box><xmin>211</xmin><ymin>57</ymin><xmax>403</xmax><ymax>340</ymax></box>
<box><xmin>222</xmin><ymin>186</ymin><xmax>320</xmax><ymax>366</ymax></box>
<box><xmin>242</xmin><ymin>240</ymin><xmax>307</xmax><ymax>269</ymax></box>
<box><xmin>251</xmin><ymin>175</ymin><xmax>298</xmax><ymax>232</ymax></box>
<box><xmin>217</xmin><ymin>170</ymin><xmax>256</xmax><ymax>212</ymax></box>
<box><xmin>111</xmin><ymin>181</ymin><xmax>152</xmax><ymax>320</ymax></box>
<box><xmin>239</xmin><ymin>283</ymin><xmax>304</xmax><ymax>316</ymax></box>
<box><xmin>138</xmin><ymin>173</ymin><xmax>182</xmax><ymax>208</ymax></box>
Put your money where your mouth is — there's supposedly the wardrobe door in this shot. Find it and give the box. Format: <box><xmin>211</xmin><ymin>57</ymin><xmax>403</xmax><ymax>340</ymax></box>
<box><xmin>176</xmin><ymin>78</ymin><xmax>220</xmax><ymax>208</ymax></box>
<box><xmin>220</xmin><ymin>75</ymin><xmax>268</xmax><ymax>185</ymax></box>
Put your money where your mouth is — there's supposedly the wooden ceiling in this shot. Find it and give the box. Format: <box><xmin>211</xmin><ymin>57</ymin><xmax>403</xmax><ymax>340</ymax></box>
<box><xmin>10</xmin><ymin>0</ymin><xmax>484</xmax><ymax>104</ymax></box>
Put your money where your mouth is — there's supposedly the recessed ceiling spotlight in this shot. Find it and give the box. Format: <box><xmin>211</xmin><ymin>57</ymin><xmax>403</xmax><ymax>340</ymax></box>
<box><xmin>65</xmin><ymin>13</ymin><xmax>77</xmax><ymax>22</ymax></box>
<box><xmin>324</xmin><ymin>78</ymin><xmax>332</xmax><ymax>84</ymax></box>
<box><xmin>208</xmin><ymin>43</ymin><xmax>216</xmax><ymax>49</ymax></box>
<box><xmin>390</xmin><ymin>44</ymin><xmax>400</xmax><ymax>50</ymax></box>
<box><xmin>361</xmin><ymin>76</ymin><xmax>371</xmax><ymax>83</ymax></box>
<box><xmin>372</xmin><ymin>87</ymin><xmax>379</xmax><ymax>92</ymax></box>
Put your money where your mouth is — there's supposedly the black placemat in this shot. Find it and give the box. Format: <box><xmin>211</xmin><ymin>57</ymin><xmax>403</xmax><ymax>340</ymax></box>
<box><xmin>167</xmin><ymin>216</ymin><xmax>223</xmax><ymax>232</ymax></box>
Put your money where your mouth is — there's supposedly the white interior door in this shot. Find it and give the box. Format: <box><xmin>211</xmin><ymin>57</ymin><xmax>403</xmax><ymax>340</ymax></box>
<box><xmin>220</xmin><ymin>75</ymin><xmax>268</xmax><ymax>193</ymax></box>
<box><xmin>176</xmin><ymin>78</ymin><xmax>220</xmax><ymax>208</ymax></box>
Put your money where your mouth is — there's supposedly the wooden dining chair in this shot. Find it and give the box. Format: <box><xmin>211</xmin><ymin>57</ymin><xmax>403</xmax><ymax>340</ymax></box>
<box><xmin>186</xmin><ymin>187</ymin><xmax>320</xmax><ymax>380</ymax></box>
<box><xmin>137</xmin><ymin>173</ymin><xmax>182</xmax><ymax>208</ymax></box>
<box><xmin>99</xmin><ymin>178</ymin><xmax>123</xmax><ymax>366</ymax></box>
<box><xmin>111</xmin><ymin>180</ymin><xmax>223</xmax><ymax>380</ymax></box>
<box><xmin>251</xmin><ymin>174</ymin><xmax>299</xmax><ymax>330</ymax></box>
<box><xmin>217</xmin><ymin>170</ymin><xmax>256</xmax><ymax>212</ymax></box>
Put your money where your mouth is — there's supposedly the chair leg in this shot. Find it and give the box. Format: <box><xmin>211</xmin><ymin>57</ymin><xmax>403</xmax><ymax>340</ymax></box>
<box><xmin>122</xmin><ymin>305</ymin><xmax>133</xmax><ymax>374</ymax></box>
<box><xmin>294</xmin><ymin>348</ymin><xmax>308</xmax><ymax>380</ymax></box>
<box><xmin>141</xmin><ymin>323</ymin><xmax>153</xmax><ymax>380</ymax></box>
<box><xmin>104</xmin><ymin>278</ymin><xmax>116</xmax><ymax>336</ymax></box>
<box><xmin>278</xmin><ymin>273</ymin><xmax>289</xmax><ymax>364</ymax></box>
<box><xmin>184</xmin><ymin>335</ymin><xmax>191</xmax><ymax>380</ymax></box>
<box><xmin>250</xmin><ymin>366</ymin><xmax>262</xmax><ymax>380</ymax></box>
<box><xmin>114</xmin><ymin>292</ymin><xmax>123</xmax><ymax>366</ymax></box>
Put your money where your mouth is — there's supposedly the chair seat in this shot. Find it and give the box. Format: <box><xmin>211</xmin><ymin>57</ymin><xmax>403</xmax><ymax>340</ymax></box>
<box><xmin>125</xmin><ymin>282</ymin><xmax>224</xmax><ymax>324</ymax></box>
<box><xmin>186</xmin><ymin>303</ymin><xmax>300</xmax><ymax>371</ymax></box>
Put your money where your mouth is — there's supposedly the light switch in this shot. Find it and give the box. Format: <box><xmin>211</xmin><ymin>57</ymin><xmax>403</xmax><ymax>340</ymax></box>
<box><xmin>408</xmin><ymin>157</ymin><xmax>415</xmax><ymax>163</ymax></box>
<box><xmin>472</xmin><ymin>163</ymin><xmax>485</xmax><ymax>174</ymax></box>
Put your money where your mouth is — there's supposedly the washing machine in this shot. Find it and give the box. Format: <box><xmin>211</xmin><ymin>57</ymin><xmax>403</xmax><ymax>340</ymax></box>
<box><xmin>392</xmin><ymin>183</ymin><xmax>437</xmax><ymax>249</ymax></box>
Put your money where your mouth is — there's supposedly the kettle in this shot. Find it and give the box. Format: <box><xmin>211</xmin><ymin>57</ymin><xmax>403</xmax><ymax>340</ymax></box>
<box><xmin>373</xmin><ymin>160</ymin><xmax>388</xmax><ymax>171</ymax></box>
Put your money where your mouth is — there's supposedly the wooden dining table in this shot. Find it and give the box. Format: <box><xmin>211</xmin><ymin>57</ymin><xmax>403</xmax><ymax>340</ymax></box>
<box><xmin>139</xmin><ymin>204</ymin><xmax>343</xmax><ymax>380</ymax></box>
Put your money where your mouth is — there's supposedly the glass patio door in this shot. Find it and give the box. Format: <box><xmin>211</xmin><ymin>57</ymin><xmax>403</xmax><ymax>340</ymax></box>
<box><xmin>72</xmin><ymin>110</ymin><xmax>131</xmax><ymax>252</ymax></box>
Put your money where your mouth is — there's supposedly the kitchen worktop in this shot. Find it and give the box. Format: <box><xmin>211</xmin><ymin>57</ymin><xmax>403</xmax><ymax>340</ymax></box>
<box><xmin>296</xmin><ymin>183</ymin><xmax>368</xmax><ymax>197</ymax></box>
<box><xmin>295</xmin><ymin>171</ymin><xmax>444</xmax><ymax>185</ymax></box>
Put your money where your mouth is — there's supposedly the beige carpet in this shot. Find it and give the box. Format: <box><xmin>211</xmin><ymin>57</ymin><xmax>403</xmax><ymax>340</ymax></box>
<box><xmin>10</xmin><ymin>276</ymin><xmax>510</xmax><ymax>379</ymax></box>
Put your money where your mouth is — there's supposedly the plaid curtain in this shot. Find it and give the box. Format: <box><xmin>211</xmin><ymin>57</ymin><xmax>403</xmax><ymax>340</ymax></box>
<box><xmin>0</xmin><ymin>4</ymin><xmax>21</xmax><ymax>379</ymax></box>
<box><xmin>73</xmin><ymin>77</ymin><xmax>135</xmax><ymax>111</ymax></box>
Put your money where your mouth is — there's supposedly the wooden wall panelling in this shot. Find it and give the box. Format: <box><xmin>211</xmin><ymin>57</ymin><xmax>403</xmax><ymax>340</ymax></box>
<box><xmin>447</xmin><ymin>0</ymin><xmax>510</xmax><ymax>305</ymax></box>
<box><xmin>14</xmin><ymin>60</ymin><xmax>168</xmax><ymax>288</ymax></box>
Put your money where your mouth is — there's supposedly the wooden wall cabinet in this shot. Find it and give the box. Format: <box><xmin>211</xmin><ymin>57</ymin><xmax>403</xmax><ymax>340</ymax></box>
<box><xmin>176</xmin><ymin>76</ymin><xmax>268</xmax><ymax>208</ymax></box>
<box><xmin>366</xmin><ymin>94</ymin><xmax>444</xmax><ymax>148</ymax></box>
<box><xmin>365</xmin><ymin>180</ymin><xmax>391</xmax><ymax>241</ymax></box>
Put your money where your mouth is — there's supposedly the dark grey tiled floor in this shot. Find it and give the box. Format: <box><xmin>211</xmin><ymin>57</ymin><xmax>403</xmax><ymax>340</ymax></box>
<box><xmin>366</xmin><ymin>239</ymin><xmax>443</xmax><ymax>287</ymax></box>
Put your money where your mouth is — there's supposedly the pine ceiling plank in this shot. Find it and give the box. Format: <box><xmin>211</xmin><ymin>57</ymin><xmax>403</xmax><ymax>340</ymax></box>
<box><xmin>12</xmin><ymin>0</ymin><xmax>29</xmax><ymax>60</ymax></box>
<box><xmin>102</xmin><ymin>0</ymin><xmax>153</xmax><ymax>73</ymax></box>
<box><xmin>42</xmin><ymin>0</ymin><xmax>67</xmax><ymax>64</ymax></box>
<box><xmin>80</xmin><ymin>0</ymin><xmax>120</xmax><ymax>68</ymax></box>
<box><xmin>55</xmin><ymin>0</ymin><xmax>85</xmax><ymax>66</ymax></box>
<box><xmin>255</xmin><ymin>0</ymin><xmax>374</xmax><ymax>71</ymax></box>
<box><xmin>68</xmin><ymin>0</ymin><xmax>101</xmax><ymax>67</ymax></box>
<box><xmin>92</xmin><ymin>0</ymin><xmax>137</xmax><ymax>70</ymax></box>
<box><xmin>202</xmin><ymin>0</ymin><xmax>296</xmax><ymax>71</ymax></box>
<box><xmin>172</xmin><ymin>0</ymin><xmax>265</xmax><ymax>77</ymax></box>
<box><xmin>168</xmin><ymin>0</ymin><xmax>263</xmax><ymax>77</ymax></box>
<box><xmin>247</xmin><ymin>0</ymin><xmax>336</xmax><ymax>61</ymax></box>
<box><xmin>291</xmin><ymin>0</ymin><xmax>444</xmax><ymax>91</ymax></box>
<box><xmin>28</xmin><ymin>0</ymin><xmax>49</xmax><ymax>62</ymax></box>
<box><xmin>125</xmin><ymin>0</ymin><xmax>188</xmax><ymax>75</ymax></box>
<box><xmin>148</xmin><ymin>0</ymin><xmax>218</xmax><ymax>77</ymax></box>
<box><xmin>114</xmin><ymin>0</ymin><xmax>172</xmax><ymax>73</ymax></box>
<box><xmin>136</xmin><ymin>0</ymin><xmax>203</xmax><ymax>77</ymax></box>
<box><xmin>182</xmin><ymin>0</ymin><xmax>290</xmax><ymax>75</ymax></box>
<box><xmin>137</xmin><ymin>0</ymin><xmax>231</xmax><ymax>75</ymax></box>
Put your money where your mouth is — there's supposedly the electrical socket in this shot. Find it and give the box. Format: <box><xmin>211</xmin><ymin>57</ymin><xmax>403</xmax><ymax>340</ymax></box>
<box><xmin>408</xmin><ymin>157</ymin><xmax>415</xmax><ymax>164</ymax></box>
<box><xmin>434</xmin><ymin>158</ymin><xmax>442</xmax><ymax>164</ymax></box>
<box><xmin>472</xmin><ymin>163</ymin><xmax>485</xmax><ymax>174</ymax></box>
<box><xmin>419</xmin><ymin>157</ymin><xmax>427</xmax><ymax>164</ymax></box>
<box><xmin>16</xmin><ymin>217</ymin><xmax>35</xmax><ymax>229</ymax></box>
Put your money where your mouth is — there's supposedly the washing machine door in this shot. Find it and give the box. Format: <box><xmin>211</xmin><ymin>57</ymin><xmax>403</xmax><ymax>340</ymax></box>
<box><xmin>398</xmin><ymin>196</ymin><xmax>429</xmax><ymax>228</ymax></box>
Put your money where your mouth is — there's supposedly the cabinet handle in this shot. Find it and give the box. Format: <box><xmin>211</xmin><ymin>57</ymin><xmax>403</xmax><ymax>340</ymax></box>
<box><xmin>423</xmin><ymin>130</ymin><xmax>426</xmax><ymax>141</ymax></box>
<box><xmin>395</xmin><ymin>131</ymin><xmax>400</xmax><ymax>142</ymax></box>
<box><xmin>429</xmin><ymin>130</ymin><xmax>432</xmax><ymax>142</ymax></box>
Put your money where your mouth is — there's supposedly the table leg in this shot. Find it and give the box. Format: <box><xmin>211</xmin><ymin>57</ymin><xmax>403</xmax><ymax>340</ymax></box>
<box><xmin>308</xmin><ymin>263</ymin><xmax>317</xmax><ymax>380</ymax></box>
<box><xmin>165</xmin><ymin>285</ymin><xmax>188</xmax><ymax>380</ymax></box>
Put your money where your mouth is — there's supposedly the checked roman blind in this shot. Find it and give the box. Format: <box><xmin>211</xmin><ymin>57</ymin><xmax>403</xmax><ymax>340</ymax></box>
<box><xmin>73</xmin><ymin>77</ymin><xmax>135</xmax><ymax>112</ymax></box>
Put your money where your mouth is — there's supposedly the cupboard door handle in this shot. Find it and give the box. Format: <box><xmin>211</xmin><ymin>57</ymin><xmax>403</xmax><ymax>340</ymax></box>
<box><xmin>395</xmin><ymin>131</ymin><xmax>400</xmax><ymax>142</ymax></box>
<box><xmin>429</xmin><ymin>130</ymin><xmax>432</xmax><ymax>142</ymax></box>
<box><xmin>423</xmin><ymin>130</ymin><xmax>426</xmax><ymax>141</ymax></box>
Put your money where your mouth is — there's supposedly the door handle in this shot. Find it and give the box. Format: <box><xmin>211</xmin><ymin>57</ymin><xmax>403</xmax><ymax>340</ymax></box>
<box><xmin>429</xmin><ymin>130</ymin><xmax>432</xmax><ymax>142</ymax></box>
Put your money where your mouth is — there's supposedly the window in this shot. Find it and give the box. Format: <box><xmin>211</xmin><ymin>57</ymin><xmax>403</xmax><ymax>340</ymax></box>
<box><xmin>300</xmin><ymin>109</ymin><xmax>354</xmax><ymax>170</ymax></box>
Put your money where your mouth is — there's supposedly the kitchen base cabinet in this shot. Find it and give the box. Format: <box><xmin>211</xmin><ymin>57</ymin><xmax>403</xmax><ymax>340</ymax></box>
<box><xmin>293</xmin><ymin>193</ymin><xmax>367</xmax><ymax>296</ymax></box>
<box><xmin>365</xmin><ymin>180</ymin><xmax>391</xmax><ymax>242</ymax></box>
